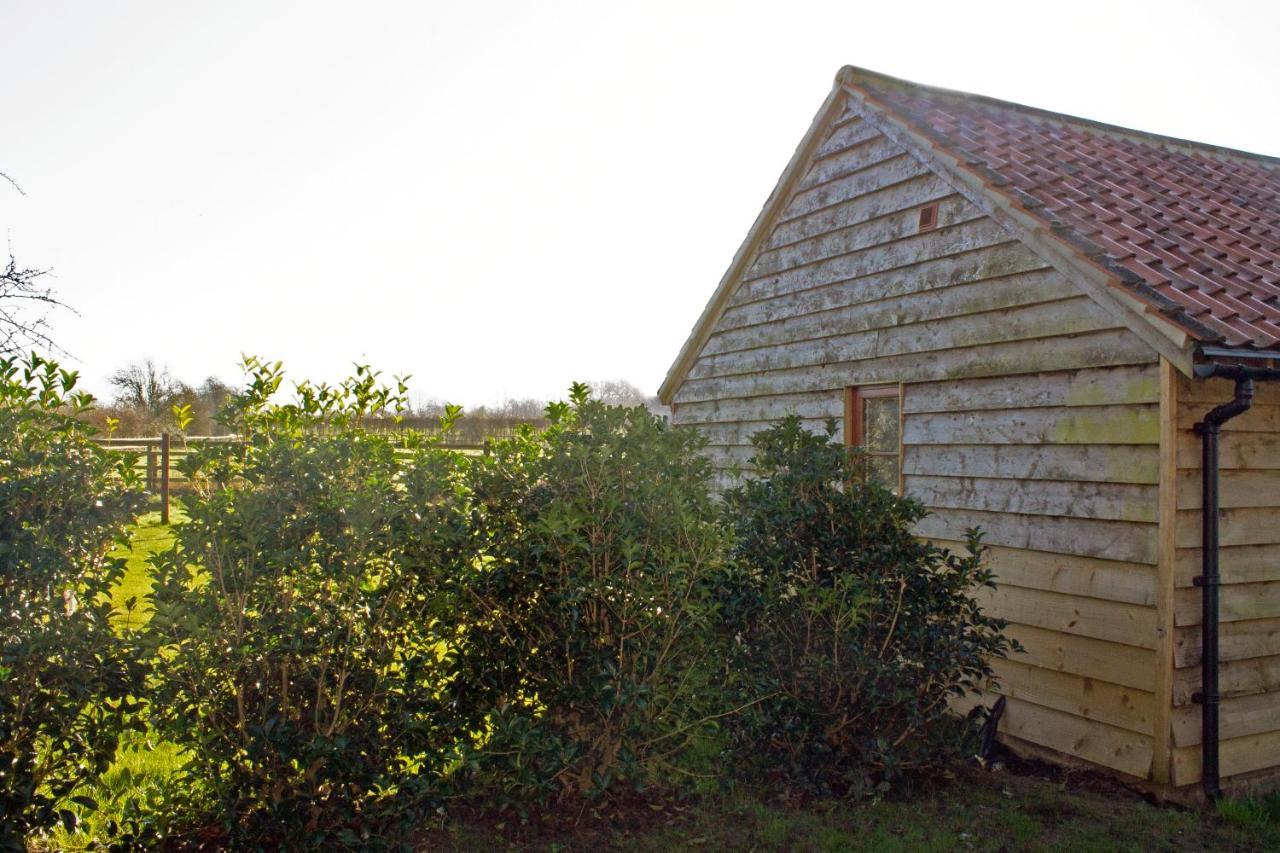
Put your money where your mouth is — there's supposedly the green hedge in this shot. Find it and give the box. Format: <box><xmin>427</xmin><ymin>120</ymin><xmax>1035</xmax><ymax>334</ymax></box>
<box><xmin>5</xmin><ymin>358</ymin><xmax>1014</xmax><ymax>848</ymax></box>
<box><xmin>719</xmin><ymin>417</ymin><xmax>1016</xmax><ymax>795</ymax></box>
<box><xmin>0</xmin><ymin>355</ymin><xmax>145</xmax><ymax>849</ymax></box>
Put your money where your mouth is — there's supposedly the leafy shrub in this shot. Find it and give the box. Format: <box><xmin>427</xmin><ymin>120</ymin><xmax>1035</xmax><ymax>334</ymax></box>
<box><xmin>139</xmin><ymin>359</ymin><xmax>477</xmax><ymax>846</ymax></box>
<box><xmin>458</xmin><ymin>384</ymin><xmax>731</xmax><ymax>802</ymax></box>
<box><xmin>719</xmin><ymin>417</ymin><xmax>1014</xmax><ymax>794</ymax></box>
<box><xmin>0</xmin><ymin>354</ymin><xmax>145</xmax><ymax>849</ymax></box>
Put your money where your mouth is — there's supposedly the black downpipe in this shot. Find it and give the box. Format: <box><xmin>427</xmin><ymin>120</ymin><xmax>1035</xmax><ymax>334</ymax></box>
<box><xmin>1192</xmin><ymin>377</ymin><xmax>1252</xmax><ymax>802</ymax></box>
<box><xmin>1190</xmin><ymin>362</ymin><xmax>1280</xmax><ymax>801</ymax></box>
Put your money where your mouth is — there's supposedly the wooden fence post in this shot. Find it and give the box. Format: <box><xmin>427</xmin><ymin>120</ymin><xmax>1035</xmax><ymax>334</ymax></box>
<box><xmin>160</xmin><ymin>432</ymin><xmax>171</xmax><ymax>524</ymax></box>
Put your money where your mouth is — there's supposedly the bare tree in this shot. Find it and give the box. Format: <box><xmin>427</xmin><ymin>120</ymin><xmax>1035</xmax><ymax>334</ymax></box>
<box><xmin>495</xmin><ymin>397</ymin><xmax>547</xmax><ymax>419</ymax></box>
<box><xmin>590</xmin><ymin>379</ymin><xmax>649</xmax><ymax>407</ymax></box>
<box><xmin>109</xmin><ymin>358</ymin><xmax>178</xmax><ymax>415</ymax></box>
<box><xmin>0</xmin><ymin>256</ymin><xmax>72</xmax><ymax>356</ymax></box>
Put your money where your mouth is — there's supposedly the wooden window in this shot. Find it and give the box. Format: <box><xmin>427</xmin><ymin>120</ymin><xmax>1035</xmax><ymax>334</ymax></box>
<box><xmin>845</xmin><ymin>384</ymin><xmax>901</xmax><ymax>491</ymax></box>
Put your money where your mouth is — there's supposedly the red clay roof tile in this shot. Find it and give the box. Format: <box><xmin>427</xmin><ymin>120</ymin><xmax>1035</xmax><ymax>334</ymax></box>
<box><xmin>849</xmin><ymin>72</ymin><xmax>1280</xmax><ymax>350</ymax></box>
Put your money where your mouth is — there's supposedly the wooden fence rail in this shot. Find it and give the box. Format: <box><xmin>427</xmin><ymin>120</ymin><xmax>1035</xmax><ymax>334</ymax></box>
<box><xmin>94</xmin><ymin>434</ymin><xmax>490</xmax><ymax>523</ymax></box>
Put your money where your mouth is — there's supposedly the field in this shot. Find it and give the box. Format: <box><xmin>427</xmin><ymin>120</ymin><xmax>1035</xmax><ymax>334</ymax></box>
<box><xmin>45</xmin><ymin>508</ymin><xmax>1280</xmax><ymax>851</ymax></box>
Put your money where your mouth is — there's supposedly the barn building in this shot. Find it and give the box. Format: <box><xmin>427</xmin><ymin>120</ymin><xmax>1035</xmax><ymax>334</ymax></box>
<box><xmin>660</xmin><ymin>67</ymin><xmax>1280</xmax><ymax>800</ymax></box>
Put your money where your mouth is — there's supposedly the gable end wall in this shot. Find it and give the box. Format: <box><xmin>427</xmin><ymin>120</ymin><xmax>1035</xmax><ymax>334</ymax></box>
<box><xmin>670</xmin><ymin>95</ymin><xmax>1166</xmax><ymax>781</ymax></box>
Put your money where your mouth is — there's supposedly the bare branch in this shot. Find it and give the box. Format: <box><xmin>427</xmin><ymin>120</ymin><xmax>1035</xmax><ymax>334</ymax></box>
<box><xmin>0</xmin><ymin>256</ymin><xmax>74</xmax><ymax>356</ymax></box>
<box><xmin>0</xmin><ymin>171</ymin><xmax>25</xmax><ymax>196</ymax></box>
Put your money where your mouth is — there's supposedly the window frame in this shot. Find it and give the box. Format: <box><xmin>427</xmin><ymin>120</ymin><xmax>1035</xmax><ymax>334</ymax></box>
<box><xmin>844</xmin><ymin>383</ymin><xmax>903</xmax><ymax>493</ymax></box>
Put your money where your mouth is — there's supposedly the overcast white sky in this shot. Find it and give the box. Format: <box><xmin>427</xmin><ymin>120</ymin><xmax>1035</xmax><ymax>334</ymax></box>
<box><xmin>1</xmin><ymin>0</ymin><xmax>1277</xmax><ymax>407</ymax></box>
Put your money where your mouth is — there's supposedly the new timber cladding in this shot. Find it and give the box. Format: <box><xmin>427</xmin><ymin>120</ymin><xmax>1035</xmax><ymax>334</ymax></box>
<box><xmin>1171</xmin><ymin>376</ymin><xmax>1280</xmax><ymax>792</ymax></box>
<box><xmin>670</xmin><ymin>96</ymin><xmax>1166</xmax><ymax>779</ymax></box>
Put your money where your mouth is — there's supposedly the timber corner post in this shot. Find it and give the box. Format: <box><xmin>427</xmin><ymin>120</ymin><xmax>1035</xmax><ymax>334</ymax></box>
<box><xmin>1153</xmin><ymin>358</ymin><xmax>1178</xmax><ymax>789</ymax></box>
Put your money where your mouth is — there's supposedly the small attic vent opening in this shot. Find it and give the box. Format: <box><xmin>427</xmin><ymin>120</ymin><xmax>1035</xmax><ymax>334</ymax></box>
<box><xmin>918</xmin><ymin>203</ymin><xmax>939</xmax><ymax>232</ymax></box>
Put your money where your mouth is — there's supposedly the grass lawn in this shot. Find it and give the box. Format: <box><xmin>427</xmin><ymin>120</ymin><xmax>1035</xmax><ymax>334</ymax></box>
<box><xmin>107</xmin><ymin>503</ymin><xmax>187</xmax><ymax>631</ymax></box>
<box><xmin>42</xmin><ymin>504</ymin><xmax>1280</xmax><ymax>851</ymax></box>
<box><xmin>423</xmin><ymin>761</ymin><xmax>1280</xmax><ymax>852</ymax></box>
<box><xmin>44</xmin><ymin>504</ymin><xmax>188</xmax><ymax>851</ymax></box>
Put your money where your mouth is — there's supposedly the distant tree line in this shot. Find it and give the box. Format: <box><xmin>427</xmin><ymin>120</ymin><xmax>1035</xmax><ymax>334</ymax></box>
<box><xmin>376</xmin><ymin>379</ymin><xmax>666</xmax><ymax>443</ymax></box>
<box><xmin>85</xmin><ymin>360</ymin><xmax>666</xmax><ymax>441</ymax></box>
<box><xmin>73</xmin><ymin>358</ymin><xmax>235</xmax><ymax>436</ymax></box>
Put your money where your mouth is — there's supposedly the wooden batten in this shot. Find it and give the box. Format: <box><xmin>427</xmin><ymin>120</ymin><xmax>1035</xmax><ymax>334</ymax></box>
<box><xmin>1152</xmin><ymin>358</ymin><xmax>1178</xmax><ymax>784</ymax></box>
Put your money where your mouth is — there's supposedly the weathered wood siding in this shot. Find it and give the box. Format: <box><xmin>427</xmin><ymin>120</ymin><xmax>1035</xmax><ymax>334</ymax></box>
<box><xmin>670</xmin><ymin>96</ymin><xmax>1164</xmax><ymax>779</ymax></box>
<box><xmin>1170</xmin><ymin>376</ymin><xmax>1280</xmax><ymax>789</ymax></box>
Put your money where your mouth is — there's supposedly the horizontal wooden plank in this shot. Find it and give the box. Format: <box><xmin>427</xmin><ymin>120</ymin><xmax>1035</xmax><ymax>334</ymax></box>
<box><xmin>906</xmin><ymin>475</ymin><xmax>1157</xmax><ymax>523</ymax></box>
<box><xmin>1175</xmin><ymin>544</ymin><xmax>1280</xmax><ymax>587</ymax></box>
<box><xmin>721</xmin><ymin>240</ymin><xmax>1043</xmax><ymax>329</ymax></box>
<box><xmin>731</xmin><ymin>216</ymin><xmax>1012</xmax><ymax>307</ymax></box>
<box><xmin>1175</xmin><ymin>508</ymin><xmax>1280</xmax><ymax>548</ymax></box>
<box><xmin>930</xmin><ymin>539</ymin><xmax>1156</xmax><ymax>606</ymax></box>
<box><xmin>976</xmin><ymin>584</ymin><xmax>1156</xmax><ymax>648</ymax></box>
<box><xmin>904</xmin><ymin>444</ymin><xmax>1159</xmax><ymax>485</ymax></box>
<box><xmin>768</xmin><ymin>172</ymin><xmax>954</xmax><ymax>249</ymax></box>
<box><xmin>1176</xmin><ymin>469</ymin><xmax>1280</xmax><ymax>509</ymax></box>
<box><xmin>700</xmin><ymin>444</ymin><xmax>759</xmax><ymax>468</ymax></box>
<box><xmin>691</xmin><ymin>297</ymin><xmax>1120</xmax><ymax>382</ymax></box>
<box><xmin>795</xmin><ymin>134</ymin><xmax>904</xmax><ymax>191</ymax></box>
<box><xmin>1174</xmin><ymin>654</ymin><xmax>1280</xmax><ymax>706</ymax></box>
<box><xmin>1172</xmin><ymin>691</ymin><xmax>1280</xmax><ymax>747</ymax></box>
<box><xmin>1173</xmin><ymin>729</ymin><xmax>1280</xmax><ymax>785</ymax></box>
<box><xmin>990</xmin><ymin>657</ymin><xmax>1155</xmax><ymax>735</ymax></box>
<box><xmin>904</xmin><ymin>404</ymin><xmax>1159</xmax><ymax>447</ymax></box>
<box><xmin>706</xmin><ymin>267</ymin><xmax>1069</xmax><ymax>357</ymax></box>
<box><xmin>1178</xmin><ymin>403</ymin><xmax>1280</xmax><ymax>434</ymax></box>
<box><xmin>752</xmin><ymin>195</ymin><xmax>975</xmax><ymax>280</ymax></box>
<box><xmin>995</xmin><ymin>695</ymin><xmax>1153</xmax><ymax>779</ymax></box>
<box><xmin>814</xmin><ymin>115</ymin><xmax>879</xmax><ymax>159</ymax></box>
<box><xmin>673</xmin><ymin>328</ymin><xmax>1156</xmax><ymax>405</ymax></box>
<box><xmin>904</xmin><ymin>365</ymin><xmax>1161</xmax><ymax>414</ymax></box>
<box><xmin>918</xmin><ymin>507</ymin><xmax>1157</xmax><ymax>565</ymax></box>
<box><xmin>1180</xmin><ymin>377</ymin><xmax>1280</xmax><ymax>406</ymax></box>
<box><xmin>1174</xmin><ymin>618</ymin><xmax>1280</xmax><ymax>668</ymax></box>
<box><xmin>779</xmin><ymin>153</ymin><xmax>929</xmax><ymax>222</ymax></box>
<box><xmin>687</xmin><ymin>418</ymin><xmax>837</xmax><ymax>447</ymax></box>
<box><xmin>1174</xmin><ymin>580</ymin><xmax>1280</xmax><ymax>626</ymax></box>
<box><xmin>673</xmin><ymin>390</ymin><xmax>842</xmax><ymax>426</ymax></box>
<box><xmin>1175</xmin><ymin>431</ymin><xmax>1280</xmax><ymax>470</ymax></box>
<box><xmin>1004</xmin><ymin>624</ymin><xmax>1156</xmax><ymax>692</ymax></box>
